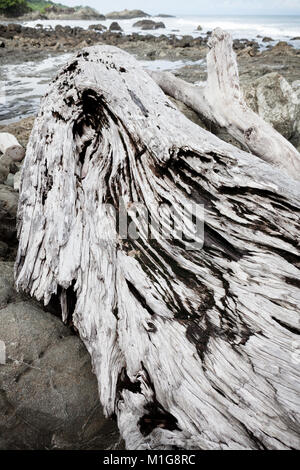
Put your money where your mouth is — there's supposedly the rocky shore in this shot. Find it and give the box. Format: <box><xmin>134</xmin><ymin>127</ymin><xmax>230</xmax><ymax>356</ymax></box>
<box><xmin>1</xmin><ymin>21</ymin><xmax>300</xmax><ymax>64</ymax></box>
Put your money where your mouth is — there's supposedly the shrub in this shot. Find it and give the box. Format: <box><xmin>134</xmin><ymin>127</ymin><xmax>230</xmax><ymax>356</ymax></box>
<box><xmin>0</xmin><ymin>0</ymin><xmax>30</xmax><ymax>17</ymax></box>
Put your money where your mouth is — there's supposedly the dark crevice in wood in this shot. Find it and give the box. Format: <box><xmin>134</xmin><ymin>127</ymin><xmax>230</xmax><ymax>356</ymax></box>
<box><xmin>138</xmin><ymin>364</ymin><xmax>180</xmax><ymax>437</ymax></box>
<box><xmin>41</xmin><ymin>164</ymin><xmax>53</xmax><ymax>206</ymax></box>
<box><xmin>285</xmin><ymin>277</ymin><xmax>300</xmax><ymax>289</ymax></box>
<box><xmin>128</xmin><ymin>89</ymin><xmax>149</xmax><ymax>117</ymax></box>
<box><xmin>116</xmin><ymin>368</ymin><xmax>142</xmax><ymax>396</ymax></box>
<box><xmin>272</xmin><ymin>317</ymin><xmax>300</xmax><ymax>336</ymax></box>
<box><xmin>62</xmin><ymin>280</ymin><xmax>78</xmax><ymax>326</ymax></box>
<box><xmin>240</xmin><ymin>423</ymin><xmax>268</xmax><ymax>450</ymax></box>
<box><xmin>138</xmin><ymin>401</ymin><xmax>180</xmax><ymax>437</ymax></box>
<box><xmin>126</xmin><ymin>279</ymin><xmax>155</xmax><ymax>317</ymax></box>
<box><xmin>220</xmin><ymin>185</ymin><xmax>300</xmax><ymax>213</ymax></box>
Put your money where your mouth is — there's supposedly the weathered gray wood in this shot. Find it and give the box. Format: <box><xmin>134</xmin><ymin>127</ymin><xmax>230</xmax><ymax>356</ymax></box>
<box><xmin>149</xmin><ymin>28</ymin><xmax>300</xmax><ymax>181</ymax></box>
<box><xmin>15</xmin><ymin>45</ymin><xmax>300</xmax><ymax>450</ymax></box>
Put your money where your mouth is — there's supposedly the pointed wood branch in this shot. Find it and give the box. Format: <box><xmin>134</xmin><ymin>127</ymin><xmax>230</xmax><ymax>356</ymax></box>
<box><xmin>15</xmin><ymin>45</ymin><xmax>300</xmax><ymax>450</ymax></box>
<box><xmin>149</xmin><ymin>28</ymin><xmax>300</xmax><ymax>180</ymax></box>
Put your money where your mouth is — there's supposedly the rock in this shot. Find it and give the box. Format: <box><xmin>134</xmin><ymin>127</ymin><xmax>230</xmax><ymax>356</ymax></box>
<box><xmin>176</xmin><ymin>35</ymin><xmax>193</xmax><ymax>48</ymax></box>
<box><xmin>88</xmin><ymin>24</ymin><xmax>107</xmax><ymax>31</ymax></box>
<box><xmin>237</xmin><ymin>45</ymin><xmax>257</xmax><ymax>57</ymax></box>
<box><xmin>157</xmin><ymin>14</ymin><xmax>175</xmax><ymax>18</ymax></box>
<box><xmin>0</xmin><ymin>157</ymin><xmax>10</xmax><ymax>184</ymax></box>
<box><xmin>5</xmin><ymin>173</ymin><xmax>14</xmax><ymax>188</ymax></box>
<box><xmin>76</xmin><ymin>40</ymin><xmax>89</xmax><ymax>49</ymax></box>
<box><xmin>133</xmin><ymin>20</ymin><xmax>165</xmax><ymax>30</ymax></box>
<box><xmin>0</xmin><ymin>261</ymin><xmax>121</xmax><ymax>450</ymax></box>
<box><xmin>0</xmin><ymin>184</ymin><xmax>18</xmax><ymax>242</ymax></box>
<box><xmin>269</xmin><ymin>41</ymin><xmax>295</xmax><ymax>55</ymax></box>
<box><xmin>0</xmin><ymin>41</ymin><xmax>5</xmax><ymax>48</ymax></box>
<box><xmin>7</xmin><ymin>24</ymin><xmax>22</xmax><ymax>34</ymax></box>
<box><xmin>109</xmin><ymin>22</ymin><xmax>123</xmax><ymax>32</ymax></box>
<box><xmin>42</xmin><ymin>6</ymin><xmax>105</xmax><ymax>21</ymax></box>
<box><xmin>106</xmin><ymin>9</ymin><xmax>149</xmax><ymax>20</ymax></box>
<box><xmin>262</xmin><ymin>37</ymin><xmax>273</xmax><ymax>42</ymax></box>
<box><xmin>13</xmin><ymin>171</ymin><xmax>21</xmax><ymax>192</ymax></box>
<box><xmin>291</xmin><ymin>36</ymin><xmax>300</xmax><ymax>40</ymax></box>
<box><xmin>243</xmin><ymin>72</ymin><xmax>300</xmax><ymax>141</ymax></box>
<box><xmin>0</xmin><ymin>241</ymin><xmax>8</xmax><ymax>258</ymax></box>
<box><xmin>0</xmin><ymin>116</ymin><xmax>34</xmax><ymax>149</ymax></box>
<box><xmin>196</xmin><ymin>25</ymin><xmax>203</xmax><ymax>31</ymax></box>
<box><xmin>291</xmin><ymin>81</ymin><xmax>300</xmax><ymax>148</ymax></box>
<box><xmin>72</xmin><ymin>7</ymin><xmax>106</xmax><ymax>20</ymax></box>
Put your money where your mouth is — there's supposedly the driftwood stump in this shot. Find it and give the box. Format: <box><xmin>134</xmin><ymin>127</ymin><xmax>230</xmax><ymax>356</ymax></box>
<box><xmin>149</xmin><ymin>28</ymin><xmax>300</xmax><ymax>180</ymax></box>
<box><xmin>15</xmin><ymin>45</ymin><xmax>300</xmax><ymax>450</ymax></box>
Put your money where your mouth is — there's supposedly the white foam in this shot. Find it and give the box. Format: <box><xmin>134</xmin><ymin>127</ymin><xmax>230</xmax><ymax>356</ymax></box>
<box><xmin>21</xmin><ymin>14</ymin><xmax>300</xmax><ymax>42</ymax></box>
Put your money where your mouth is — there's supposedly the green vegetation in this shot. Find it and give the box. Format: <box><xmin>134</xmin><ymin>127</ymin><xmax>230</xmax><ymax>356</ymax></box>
<box><xmin>0</xmin><ymin>0</ymin><xmax>30</xmax><ymax>16</ymax></box>
<box><xmin>27</xmin><ymin>0</ymin><xmax>68</xmax><ymax>12</ymax></box>
<box><xmin>0</xmin><ymin>0</ymin><xmax>72</xmax><ymax>16</ymax></box>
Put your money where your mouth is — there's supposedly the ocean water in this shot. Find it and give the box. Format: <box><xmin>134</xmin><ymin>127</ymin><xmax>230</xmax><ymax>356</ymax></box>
<box><xmin>21</xmin><ymin>14</ymin><xmax>300</xmax><ymax>45</ymax></box>
<box><xmin>0</xmin><ymin>15</ymin><xmax>299</xmax><ymax>124</ymax></box>
<box><xmin>0</xmin><ymin>53</ymin><xmax>205</xmax><ymax>124</ymax></box>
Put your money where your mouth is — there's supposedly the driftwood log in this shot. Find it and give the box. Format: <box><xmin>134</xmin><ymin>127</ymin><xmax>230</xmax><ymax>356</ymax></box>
<box><xmin>149</xmin><ymin>28</ymin><xmax>300</xmax><ymax>180</ymax></box>
<box><xmin>15</xmin><ymin>45</ymin><xmax>300</xmax><ymax>450</ymax></box>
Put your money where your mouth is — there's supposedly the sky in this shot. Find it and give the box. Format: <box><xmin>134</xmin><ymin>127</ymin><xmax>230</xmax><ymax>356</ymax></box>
<box><xmin>62</xmin><ymin>0</ymin><xmax>300</xmax><ymax>16</ymax></box>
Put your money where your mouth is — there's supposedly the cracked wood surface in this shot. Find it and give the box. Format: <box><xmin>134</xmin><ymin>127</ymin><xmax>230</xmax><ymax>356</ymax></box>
<box><xmin>15</xmin><ymin>45</ymin><xmax>300</xmax><ymax>450</ymax></box>
<box><xmin>149</xmin><ymin>28</ymin><xmax>300</xmax><ymax>181</ymax></box>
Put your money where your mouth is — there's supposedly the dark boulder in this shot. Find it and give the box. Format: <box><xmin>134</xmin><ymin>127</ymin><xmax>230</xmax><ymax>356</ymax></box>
<box><xmin>133</xmin><ymin>20</ymin><xmax>165</xmax><ymax>30</ymax></box>
<box><xmin>109</xmin><ymin>22</ymin><xmax>123</xmax><ymax>32</ymax></box>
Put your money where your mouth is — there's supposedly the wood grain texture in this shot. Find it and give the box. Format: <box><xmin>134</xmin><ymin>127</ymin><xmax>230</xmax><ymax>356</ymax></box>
<box><xmin>15</xmin><ymin>45</ymin><xmax>300</xmax><ymax>450</ymax></box>
<box><xmin>149</xmin><ymin>28</ymin><xmax>300</xmax><ymax>181</ymax></box>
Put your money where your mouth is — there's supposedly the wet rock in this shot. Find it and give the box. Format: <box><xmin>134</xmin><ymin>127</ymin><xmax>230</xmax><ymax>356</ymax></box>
<box><xmin>262</xmin><ymin>37</ymin><xmax>273</xmax><ymax>42</ymax></box>
<box><xmin>243</xmin><ymin>72</ymin><xmax>300</xmax><ymax>140</ymax></box>
<box><xmin>237</xmin><ymin>45</ymin><xmax>258</xmax><ymax>57</ymax></box>
<box><xmin>196</xmin><ymin>25</ymin><xmax>203</xmax><ymax>31</ymax></box>
<box><xmin>5</xmin><ymin>173</ymin><xmax>14</xmax><ymax>188</ymax></box>
<box><xmin>270</xmin><ymin>41</ymin><xmax>295</xmax><ymax>56</ymax></box>
<box><xmin>0</xmin><ymin>184</ymin><xmax>18</xmax><ymax>243</ymax></box>
<box><xmin>133</xmin><ymin>20</ymin><xmax>165</xmax><ymax>30</ymax></box>
<box><xmin>176</xmin><ymin>35</ymin><xmax>193</xmax><ymax>48</ymax></box>
<box><xmin>109</xmin><ymin>22</ymin><xmax>123</xmax><ymax>32</ymax></box>
<box><xmin>7</xmin><ymin>24</ymin><xmax>22</xmax><ymax>34</ymax></box>
<box><xmin>0</xmin><ymin>158</ymin><xmax>10</xmax><ymax>184</ymax></box>
<box><xmin>0</xmin><ymin>41</ymin><xmax>5</xmax><ymax>48</ymax></box>
<box><xmin>0</xmin><ymin>262</ymin><xmax>121</xmax><ymax>450</ymax></box>
<box><xmin>0</xmin><ymin>241</ymin><xmax>8</xmax><ymax>258</ymax></box>
<box><xmin>88</xmin><ymin>24</ymin><xmax>107</xmax><ymax>31</ymax></box>
<box><xmin>157</xmin><ymin>14</ymin><xmax>174</xmax><ymax>18</ymax></box>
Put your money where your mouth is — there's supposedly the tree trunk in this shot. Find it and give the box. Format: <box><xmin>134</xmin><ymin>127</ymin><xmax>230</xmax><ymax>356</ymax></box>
<box><xmin>15</xmin><ymin>45</ymin><xmax>300</xmax><ymax>450</ymax></box>
<box><xmin>149</xmin><ymin>28</ymin><xmax>300</xmax><ymax>181</ymax></box>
